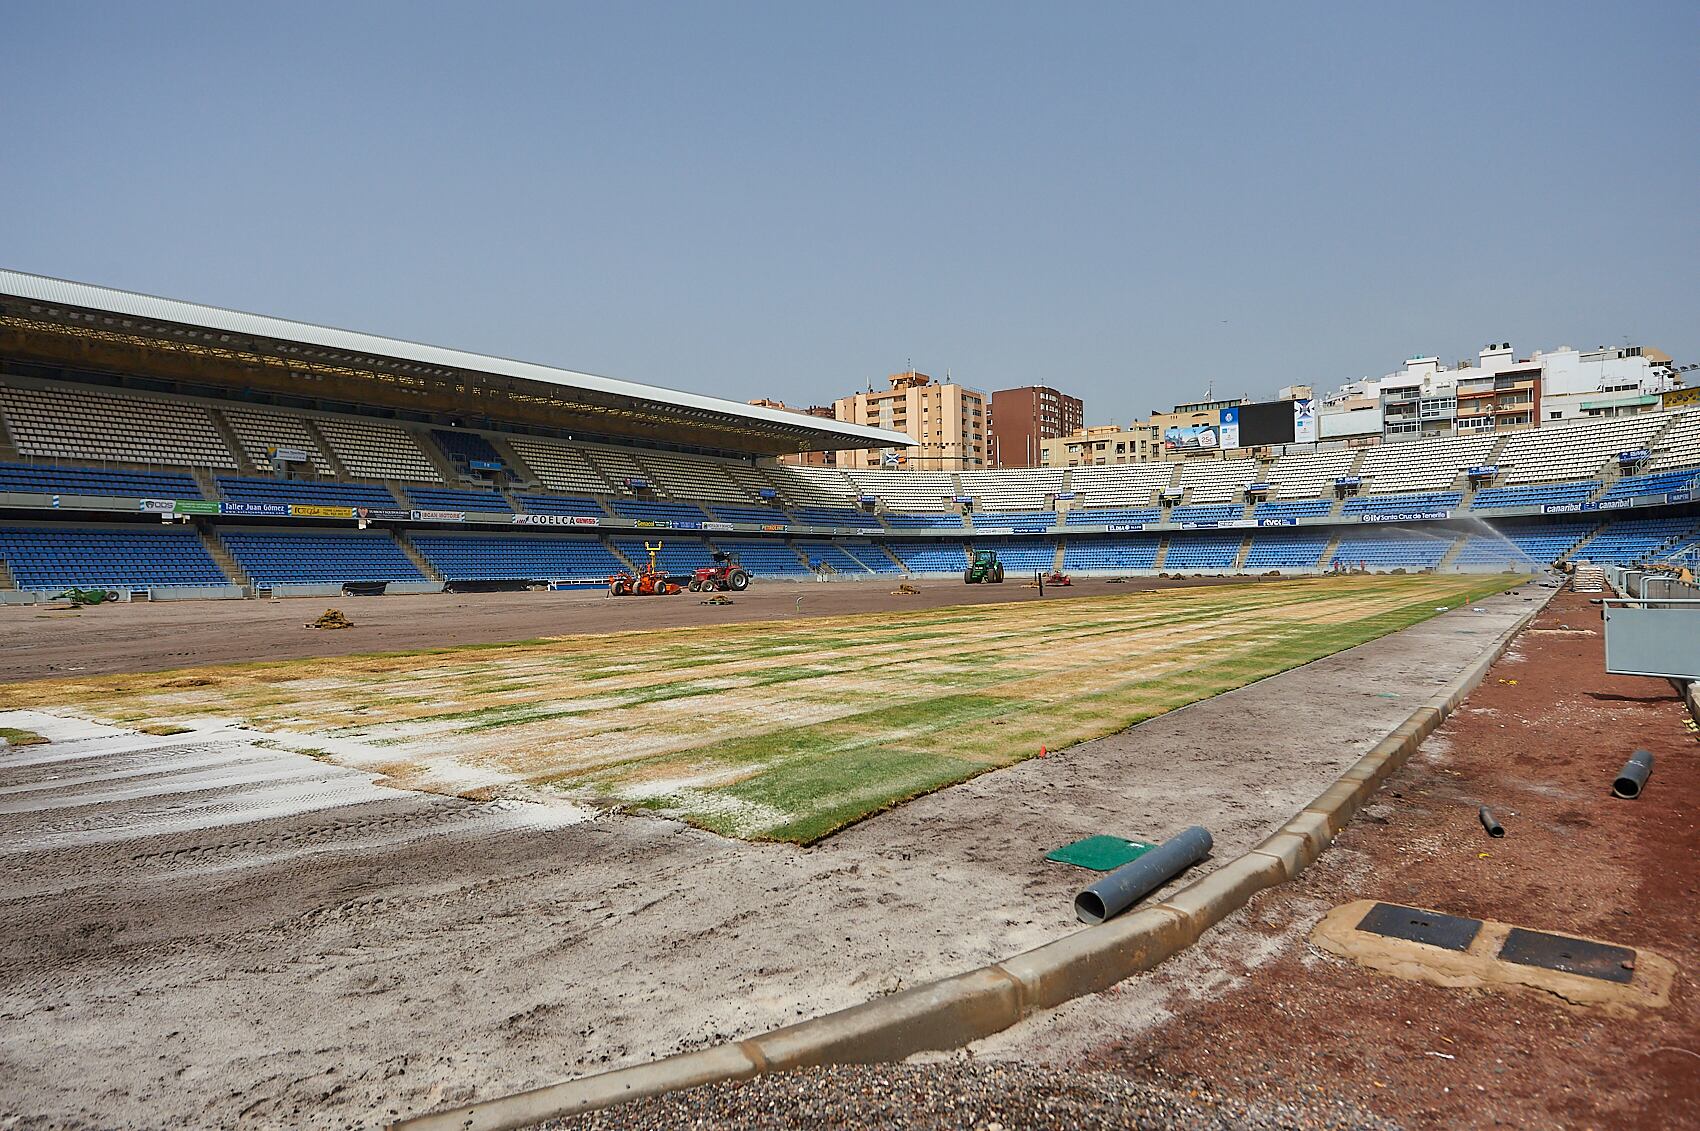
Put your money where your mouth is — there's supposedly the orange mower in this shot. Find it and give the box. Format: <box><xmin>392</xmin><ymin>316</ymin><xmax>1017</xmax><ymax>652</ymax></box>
<box><xmin>608</xmin><ymin>541</ymin><xmax>682</xmax><ymax>597</ymax></box>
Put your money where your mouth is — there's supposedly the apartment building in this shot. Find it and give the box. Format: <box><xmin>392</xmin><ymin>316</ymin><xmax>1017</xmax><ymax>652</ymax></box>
<box><xmin>986</xmin><ymin>385</ymin><xmax>1083</xmax><ymax>467</ymax></box>
<box><xmin>833</xmin><ymin>370</ymin><xmax>987</xmax><ymax>471</ymax></box>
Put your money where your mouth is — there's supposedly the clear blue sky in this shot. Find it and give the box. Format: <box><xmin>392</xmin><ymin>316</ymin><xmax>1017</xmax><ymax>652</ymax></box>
<box><xmin>4</xmin><ymin>2</ymin><xmax>1695</xmax><ymax>425</ymax></box>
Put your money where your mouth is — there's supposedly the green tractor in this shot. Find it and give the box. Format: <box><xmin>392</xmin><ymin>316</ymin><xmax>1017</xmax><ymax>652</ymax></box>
<box><xmin>964</xmin><ymin>548</ymin><xmax>1005</xmax><ymax>584</ymax></box>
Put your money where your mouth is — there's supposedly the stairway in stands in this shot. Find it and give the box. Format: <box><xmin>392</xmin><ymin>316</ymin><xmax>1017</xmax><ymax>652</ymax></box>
<box><xmin>0</xmin><ymin>407</ymin><xmax>19</xmax><ymax>461</ymax></box>
<box><xmin>206</xmin><ymin>407</ymin><xmax>255</xmax><ymax>473</ymax></box>
<box><xmin>395</xmin><ymin>532</ymin><xmax>446</xmax><ymax>582</ymax></box>
<box><xmin>199</xmin><ymin>529</ymin><xmax>251</xmax><ymax>588</ymax></box>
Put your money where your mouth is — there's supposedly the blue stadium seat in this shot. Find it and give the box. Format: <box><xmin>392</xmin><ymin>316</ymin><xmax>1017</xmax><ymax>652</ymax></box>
<box><xmin>411</xmin><ymin>534</ymin><xmax>623</xmax><ymax>581</ymax></box>
<box><xmin>1572</xmin><ymin>516</ymin><xmax>1700</xmax><ymax>564</ymax></box>
<box><xmin>1169</xmin><ymin>504</ymin><xmax>1244</xmax><ymax>524</ymax></box>
<box><xmin>1599</xmin><ymin>471</ymin><xmax>1699</xmax><ymax>503</ymax></box>
<box><xmin>1341</xmin><ymin>491</ymin><xmax>1463</xmax><ymax>517</ymax></box>
<box><xmin>970</xmin><ymin>540</ymin><xmax>1057</xmax><ymax>571</ymax></box>
<box><xmin>709</xmin><ymin>505</ymin><xmax>794</xmax><ymax>525</ymax></box>
<box><xmin>1471</xmin><ymin>481</ymin><xmax>1599</xmax><ymax>511</ymax></box>
<box><xmin>1253</xmin><ymin>499</ymin><xmax>1333</xmax><ymax>520</ymax></box>
<box><xmin>220</xmin><ymin>530</ymin><xmax>425</xmax><ymax>585</ymax></box>
<box><xmin>403</xmin><ymin>486</ymin><xmax>512</xmax><ymax>512</ymax></box>
<box><xmin>1163</xmin><ymin>531</ymin><xmax>1244</xmax><ymax>570</ymax></box>
<box><xmin>0</xmin><ymin>462</ymin><xmax>203</xmax><ymax>499</ymax></box>
<box><xmin>1061</xmin><ymin>536</ymin><xmax>1160</xmax><ymax>571</ymax></box>
<box><xmin>1063</xmin><ymin>507</ymin><xmax>1160</xmax><ymax>527</ymax></box>
<box><xmin>1243</xmin><ymin>530</ymin><xmax>1332</xmax><ymax>569</ymax></box>
<box><xmin>610</xmin><ymin>499</ymin><xmax>708</xmax><ymax>524</ymax></box>
<box><xmin>216</xmin><ymin>476</ymin><xmax>399</xmax><ymax>508</ymax></box>
<box><xmin>1453</xmin><ymin>520</ymin><xmax>1595</xmax><ymax>567</ymax></box>
<box><xmin>882</xmin><ymin>512</ymin><xmax>966</xmax><ymax>530</ymax></box>
<box><xmin>885</xmin><ymin>541</ymin><xmax>968</xmax><ymax>572</ymax></box>
<box><xmin>1329</xmin><ymin>531</ymin><xmax>1456</xmax><ymax>569</ymax></box>
<box><xmin>0</xmin><ymin>526</ymin><xmax>227</xmax><ymax>590</ymax></box>
<box><xmin>514</xmin><ymin>493</ymin><xmax>607</xmax><ymax>516</ymax></box>
<box><xmin>711</xmin><ymin>540</ymin><xmax>810</xmax><ymax>576</ymax></box>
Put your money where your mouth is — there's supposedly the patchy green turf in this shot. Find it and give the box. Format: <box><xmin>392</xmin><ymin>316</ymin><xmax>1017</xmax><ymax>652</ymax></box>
<box><xmin>0</xmin><ymin>726</ymin><xmax>48</xmax><ymax>747</ymax></box>
<box><xmin>0</xmin><ymin>573</ymin><xmax>1520</xmax><ymax>843</ymax></box>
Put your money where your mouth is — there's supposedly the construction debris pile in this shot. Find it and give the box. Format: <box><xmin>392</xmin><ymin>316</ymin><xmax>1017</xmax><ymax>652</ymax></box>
<box><xmin>306</xmin><ymin>608</ymin><xmax>354</xmax><ymax>630</ymax></box>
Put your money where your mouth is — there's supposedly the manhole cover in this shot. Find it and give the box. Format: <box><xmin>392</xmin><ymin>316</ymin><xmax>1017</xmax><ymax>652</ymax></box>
<box><xmin>1355</xmin><ymin>902</ymin><xmax>1482</xmax><ymax>952</ymax></box>
<box><xmin>1498</xmin><ymin>928</ymin><xmax>1636</xmax><ymax>984</ymax></box>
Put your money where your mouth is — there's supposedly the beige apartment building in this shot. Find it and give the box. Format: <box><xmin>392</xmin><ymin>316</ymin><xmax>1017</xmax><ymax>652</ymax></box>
<box><xmin>1039</xmin><ymin>422</ymin><xmax>1162</xmax><ymax>467</ymax></box>
<box><xmin>833</xmin><ymin>370</ymin><xmax>987</xmax><ymax>471</ymax></box>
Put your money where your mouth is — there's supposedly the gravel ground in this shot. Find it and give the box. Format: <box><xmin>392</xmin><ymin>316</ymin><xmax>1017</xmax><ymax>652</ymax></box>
<box><xmin>542</xmin><ymin>1063</ymin><xmax>1399</xmax><ymax>1130</ymax></box>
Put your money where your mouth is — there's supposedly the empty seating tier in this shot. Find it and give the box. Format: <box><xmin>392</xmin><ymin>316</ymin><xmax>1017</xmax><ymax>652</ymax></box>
<box><xmin>1062</xmin><ymin>536</ymin><xmax>1159</xmax><ymax>571</ymax></box>
<box><xmin>1064</xmin><ymin>507</ymin><xmax>1159</xmax><ymax>527</ymax></box>
<box><xmin>219</xmin><ymin>530</ymin><xmax>425</xmax><ymax>586</ymax></box>
<box><xmin>711</xmin><ymin>540</ymin><xmax>809</xmax><ymax>576</ymax></box>
<box><xmin>1648</xmin><ymin>410</ymin><xmax>1700</xmax><ymax>472</ymax></box>
<box><xmin>1573</xmin><ymin>516</ymin><xmax>1700</xmax><ymax>564</ymax></box>
<box><xmin>411</xmin><ymin>534</ymin><xmax>623</xmax><ymax>581</ymax></box>
<box><xmin>1170</xmin><ymin>504</ymin><xmax>1244</xmax><ymax>523</ymax></box>
<box><xmin>882</xmin><ymin>512</ymin><xmax>964</xmax><ymax>529</ymax></box>
<box><xmin>709</xmin><ymin>505</ymin><xmax>793</xmax><ymax>525</ymax></box>
<box><xmin>1600</xmin><ymin>469</ymin><xmax>1699</xmax><ymax>502</ymax></box>
<box><xmin>958</xmin><ymin>468</ymin><xmax>1064</xmax><ymax>511</ymax></box>
<box><xmin>1</xmin><ymin>383</ymin><xmax>236</xmax><ymax>468</ymax></box>
<box><xmin>971</xmin><ymin>539</ymin><xmax>1057</xmax><ymax>571</ymax></box>
<box><xmin>1328</xmin><ymin>531</ymin><xmax>1457</xmax><ymax>570</ymax></box>
<box><xmin>1452</xmin><ymin>520</ymin><xmax>1594</xmax><ymax>567</ymax></box>
<box><xmin>216</xmin><ymin>477</ymin><xmax>399</xmax><ymax>509</ymax></box>
<box><xmin>846</xmin><ymin>470</ymin><xmax>959</xmax><ymax>512</ymax></box>
<box><xmin>404</xmin><ymin>486</ymin><xmax>512</xmax><ymax>513</ymax></box>
<box><xmin>313</xmin><ymin>418</ymin><xmax>440</xmax><ymax>482</ymax></box>
<box><xmin>610</xmin><ymin>499</ymin><xmax>707</xmax><ymax>524</ymax></box>
<box><xmin>792</xmin><ymin>540</ymin><xmax>880</xmax><ymax>574</ymax></box>
<box><xmin>514</xmin><ymin>493</ymin><xmax>606</xmax><ymax>516</ymax></box>
<box><xmin>1357</xmin><ymin>433</ymin><xmax>1497</xmax><ymax>494</ymax></box>
<box><xmin>610</xmin><ymin>537</ymin><xmax>711</xmax><ymax>575</ymax></box>
<box><xmin>1254</xmin><ymin>499</ymin><xmax>1333</xmax><ymax>520</ymax></box>
<box><xmin>0</xmin><ymin>526</ymin><xmax>227</xmax><ymax>590</ymax></box>
<box><xmin>1341</xmin><ymin>491</ymin><xmax>1462</xmax><ymax>518</ymax></box>
<box><xmin>506</xmin><ymin>438</ymin><xmax>613</xmax><ymax>494</ymax></box>
<box><xmin>1264</xmin><ymin>449</ymin><xmax>1355</xmax><ymax>498</ymax></box>
<box><xmin>431</xmin><ymin>429</ymin><xmax>504</xmax><ymax>469</ymax></box>
<box><xmin>885</xmin><ymin>542</ymin><xmax>967</xmax><ymax>572</ymax></box>
<box><xmin>1177</xmin><ymin>458</ymin><xmax>1258</xmax><ymax>503</ymax></box>
<box><xmin>1498</xmin><ymin>415</ymin><xmax>1668</xmax><ymax>484</ymax></box>
<box><xmin>635</xmin><ymin>450</ymin><xmax>749</xmax><ymax>502</ymax></box>
<box><xmin>1471</xmin><ymin>482</ymin><xmax>1599</xmax><ymax>511</ymax></box>
<box><xmin>0</xmin><ymin>462</ymin><xmax>202</xmax><ymax>499</ymax></box>
<box><xmin>968</xmin><ymin>510</ymin><xmax>1057</xmax><ymax>529</ymax></box>
<box><xmin>1068</xmin><ymin>464</ymin><xmax>1174</xmax><ymax>509</ymax></box>
<box><xmin>223</xmin><ymin>408</ymin><xmax>336</xmax><ymax>476</ymax></box>
<box><xmin>1243</xmin><ymin>530</ymin><xmax>1332</xmax><ymax>569</ymax></box>
<box><xmin>1162</xmin><ymin>531</ymin><xmax>1244</xmax><ymax>570</ymax></box>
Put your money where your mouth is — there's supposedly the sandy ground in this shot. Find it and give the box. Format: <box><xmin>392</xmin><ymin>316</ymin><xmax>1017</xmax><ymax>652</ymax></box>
<box><xmin>0</xmin><ymin>581</ymin><xmax>1540</xmax><ymax>1129</ymax></box>
<box><xmin>0</xmin><ymin>575</ymin><xmax>1260</xmax><ymax>683</ymax></box>
<box><xmin>968</xmin><ymin>584</ymin><xmax>1697</xmax><ymax>1130</ymax></box>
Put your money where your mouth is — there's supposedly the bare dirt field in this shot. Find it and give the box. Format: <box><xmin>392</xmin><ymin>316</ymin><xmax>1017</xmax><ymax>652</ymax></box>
<box><xmin>3</xmin><ymin>574</ymin><xmax>1518</xmax><ymax>842</ymax></box>
<box><xmin>0</xmin><ymin>578</ymin><xmax>1540</xmax><ymax>1129</ymax></box>
<box><xmin>0</xmin><ymin>575</ymin><xmax>1259</xmax><ymax>683</ymax></box>
<box><xmin>970</xmin><ymin>585</ymin><xmax>1698</xmax><ymax>1130</ymax></box>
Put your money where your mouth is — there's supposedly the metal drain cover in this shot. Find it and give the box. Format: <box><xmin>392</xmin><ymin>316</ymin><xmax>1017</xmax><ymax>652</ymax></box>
<box><xmin>1355</xmin><ymin>902</ymin><xmax>1482</xmax><ymax>952</ymax></box>
<box><xmin>1499</xmin><ymin>928</ymin><xmax>1636</xmax><ymax>983</ymax></box>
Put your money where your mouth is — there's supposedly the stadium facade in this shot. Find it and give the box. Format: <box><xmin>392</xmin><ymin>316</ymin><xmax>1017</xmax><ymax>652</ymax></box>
<box><xmin>1</xmin><ymin>269</ymin><xmax>1697</xmax><ymax>600</ymax></box>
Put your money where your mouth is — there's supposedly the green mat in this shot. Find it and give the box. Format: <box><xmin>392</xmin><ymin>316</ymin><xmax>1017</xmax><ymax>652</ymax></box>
<box><xmin>1045</xmin><ymin>834</ymin><xmax>1155</xmax><ymax>872</ymax></box>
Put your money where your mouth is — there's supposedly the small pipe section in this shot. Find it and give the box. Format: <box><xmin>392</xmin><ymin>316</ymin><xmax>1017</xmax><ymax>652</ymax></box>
<box><xmin>1612</xmin><ymin>750</ymin><xmax>1655</xmax><ymax>799</ymax></box>
<box><xmin>1074</xmin><ymin>825</ymin><xmax>1213</xmax><ymax>925</ymax></box>
<box><xmin>1478</xmin><ymin>805</ymin><xmax>1505</xmax><ymax>838</ymax></box>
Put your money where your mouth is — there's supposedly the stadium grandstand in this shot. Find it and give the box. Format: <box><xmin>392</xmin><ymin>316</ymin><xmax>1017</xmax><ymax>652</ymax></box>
<box><xmin>1</xmin><ymin>268</ymin><xmax>1698</xmax><ymax>600</ymax></box>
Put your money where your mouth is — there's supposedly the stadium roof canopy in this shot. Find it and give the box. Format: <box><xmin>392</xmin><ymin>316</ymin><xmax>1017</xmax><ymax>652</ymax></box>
<box><xmin>0</xmin><ymin>269</ymin><xmax>910</xmax><ymax>458</ymax></box>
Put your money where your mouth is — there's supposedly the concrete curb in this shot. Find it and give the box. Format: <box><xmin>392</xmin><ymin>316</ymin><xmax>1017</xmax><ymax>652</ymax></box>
<box><xmin>393</xmin><ymin>597</ymin><xmax>1544</xmax><ymax>1131</ymax></box>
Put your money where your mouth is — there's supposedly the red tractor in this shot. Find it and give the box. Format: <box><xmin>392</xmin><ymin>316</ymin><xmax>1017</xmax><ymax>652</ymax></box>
<box><xmin>609</xmin><ymin>541</ymin><xmax>682</xmax><ymax>597</ymax></box>
<box><xmin>688</xmin><ymin>550</ymin><xmax>751</xmax><ymax>593</ymax></box>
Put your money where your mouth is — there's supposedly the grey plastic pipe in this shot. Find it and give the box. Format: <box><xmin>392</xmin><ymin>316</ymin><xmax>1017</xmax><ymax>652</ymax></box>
<box><xmin>1074</xmin><ymin>825</ymin><xmax>1213</xmax><ymax>925</ymax></box>
<box><xmin>1612</xmin><ymin>750</ymin><xmax>1655</xmax><ymax>799</ymax></box>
